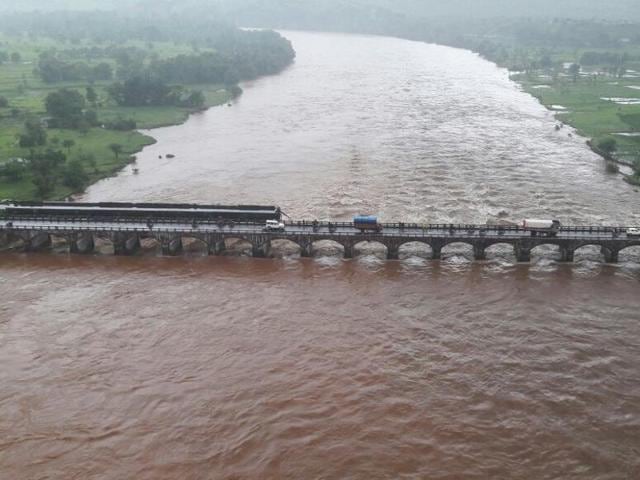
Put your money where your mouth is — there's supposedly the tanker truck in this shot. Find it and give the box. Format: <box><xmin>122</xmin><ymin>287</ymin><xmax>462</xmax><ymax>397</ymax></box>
<box><xmin>522</xmin><ymin>219</ymin><xmax>561</xmax><ymax>237</ymax></box>
<box><xmin>354</xmin><ymin>215</ymin><xmax>383</xmax><ymax>233</ymax></box>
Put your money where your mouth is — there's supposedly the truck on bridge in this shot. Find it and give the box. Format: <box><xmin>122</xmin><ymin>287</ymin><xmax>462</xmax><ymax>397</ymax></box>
<box><xmin>522</xmin><ymin>219</ymin><xmax>561</xmax><ymax>237</ymax></box>
<box><xmin>354</xmin><ymin>215</ymin><xmax>383</xmax><ymax>233</ymax></box>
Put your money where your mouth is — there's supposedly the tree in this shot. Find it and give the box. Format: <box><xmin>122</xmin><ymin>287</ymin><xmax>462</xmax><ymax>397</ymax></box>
<box><xmin>109</xmin><ymin>143</ymin><xmax>123</xmax><ymax>160</ymax></box>
<box><xmin>10</xmin><ymin>52</ymin><xmax>21</xmax><ymax>63</ymax></box>
<box><xmin>19</xmin><ymin>119</ymin><xmax>47</xmax><ymax>149</ymax></box>
<box><xmin>182</xmin><ymin>90</ymin><xmax>205</xmax><ymax>108</ymax></box>
<box><xmin>62</xmin><ymin>159</ymin><xmax>89</xmax><ymax>190</ymax></box>
<box><xmin>62</xmin><ymin>139</ymin><xmax>75</xmax><ymax>154</ymax></box>
<box><xmin>0</xmin><ymin>96</ymin><xmax>8</xmax><ymax>108</ymax></box>
<box><xmin>86</xmin><ymin>86</ymin><xmax>98</xmax><ymax>107</ymax></box>
<box><xmin>0</xmin><ymin>160</ymin><xmax>26</xmax><ymax>182</ymax></box>
<box><xmin>77</xmin><ymin>152</ymin><xmax>98</xmax><ymax>173</ymax></box>
<box><xmin>30</xmin><ymin>149</ymin><xmax>66</xmax><ymax>198</ymax></box>
<box><xmin>597</xmin><ymin>137</ymin><xmax>617</xmax><ymax>155</ymax></box>
<box><xmin>569</xmin><ymin>63</ymin><xmax>581</xmax><ymax>83</ymax></box>
<box><xmin>45</xmin><ymin>89</ymin><xmax>86</xmax><ymax>128</ymax></box>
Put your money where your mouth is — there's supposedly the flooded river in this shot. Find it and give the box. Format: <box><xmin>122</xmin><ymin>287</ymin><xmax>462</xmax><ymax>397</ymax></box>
<box><xmin>1</xmin><ymin>31</ymin><xmax>639</xmax><ymax>479</ymax></box>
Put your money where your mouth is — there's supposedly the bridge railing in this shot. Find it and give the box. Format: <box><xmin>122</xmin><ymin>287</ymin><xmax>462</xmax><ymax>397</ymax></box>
<box><xmin>0</xmin><ymin>224</ymin><xmax>636</xmax><ymax>242</ymax></box>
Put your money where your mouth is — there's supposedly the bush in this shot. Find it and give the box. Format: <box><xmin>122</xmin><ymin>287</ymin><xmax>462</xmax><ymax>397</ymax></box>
<box><xmin>605</xmin><ymin>162</ymin><xmax>619</xmax><ymax>173</ymax></box>
<box><xmin>597</xmin><ymin>137</ymin><xmax>617</xmax><ymax>155</ymax></box>
<box><xmin>62</xmin><ymin>159</ymin><xmax>89</xmax><ymax>190</ymax></box>
<box><xmin>0</xmin><ymin>96</ymin><xmax>8</xmax><ymax>108</ymax></box>
<box><xmin>104</xmin><ymin>117</ymin><xmax>137</xmax><ymax>131</ymax></box>
<box><xmin>0</xmin><ymin>160</ymin><xmax>26</xmax><ymax>182</ymax></box>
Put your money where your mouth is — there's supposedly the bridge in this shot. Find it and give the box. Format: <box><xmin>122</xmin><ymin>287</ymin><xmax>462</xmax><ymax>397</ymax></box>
<box><xmin>1</xmin><ymin>217</ymin><xmax>639</xmax><ymax>263</ymax></box>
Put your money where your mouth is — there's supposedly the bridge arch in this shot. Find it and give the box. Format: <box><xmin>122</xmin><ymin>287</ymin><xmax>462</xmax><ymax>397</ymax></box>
<box><xmin>181</xmin><ymin>236</ymin><xmax>209</xmax><ymax>256</ymax></box>
<box><xmin>441</xmin><ymin>241</ymin><xmax>475</xmax><ymax>261</ymax></box>
<box><xmin>139</xmin><ymin>235</ymin><xmax>162</xmax><ymax>255</ymax></box>
<box><xmin>0</xmin><ymin>231</ymin><xmax>27</xmax><ymax>251</ymax></box>
<box><xmin>50</xmin><ymin>233</ymin><xmax>72</xmax><ymax>252</ymax></box>
<box><xmin>93</xmin><ymin>234</ymin><xmax>115</xmax><ymax>255</ymax></box>
<box><xmin>310</xmin><ymin>239</ymin><xmax>346</xmax><ymax>257</ymax></box>
<box><xmin>530</xmin><ymin>243</ymin><xmax>562</xmax><ymax>261</ymax></box>
<box><xmin>484</xmin><ymin>242</ymin><xmax>517</xmax><ymax>261</ymax></box>
<box><xmin>398</xmin><ymin>241</ymin><xmax>432</xmax><ymax>259</ymax></box>
<box><xmin>269</xmin><ymin>238</ymin><xmax>303</xmax><ymax>258</ymax></box>
<box><xmin>572</xmin><ymin>244</ymin><xmax>606</xmax><ymax>262</ymax></box>
<box><xmin>618</xmin><ymin>245</ymin><xmax>640</xmax><ymax>262</ymax></box>
<box><xmin>353</xmin><ymin>240</ymin><xmax>388</xmax><ymax>259</ymax></box>
<box><xmin>222</xmin><ymin>236</ymin><xmax>254</xmax><ymax>256</ymax></box>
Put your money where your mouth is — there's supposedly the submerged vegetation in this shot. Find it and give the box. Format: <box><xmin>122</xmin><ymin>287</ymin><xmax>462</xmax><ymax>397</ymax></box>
<box><xmin>0</xmin><ymin>11</ymin><xmax>295</xmax><ymax>200</ymax></box>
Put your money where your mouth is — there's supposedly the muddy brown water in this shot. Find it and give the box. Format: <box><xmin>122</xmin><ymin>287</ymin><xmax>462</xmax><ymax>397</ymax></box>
<box><xmin>1</xmin><ymin>31</ymin><xmax>640</xmax><ymax>479</ymax></box>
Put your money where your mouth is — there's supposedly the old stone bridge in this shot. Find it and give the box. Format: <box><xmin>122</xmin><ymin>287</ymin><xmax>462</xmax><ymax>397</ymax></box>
<box><xmin>1</xmin><ymin>218</ymin><xmax>639</xmax><ymax>263</ymax></box>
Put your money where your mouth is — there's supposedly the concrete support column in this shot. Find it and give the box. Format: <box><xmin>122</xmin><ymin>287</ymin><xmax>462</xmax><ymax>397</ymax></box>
<box><xmin>387</xmin><ymin>245</ymin><xmax>399</xmax><ymax>260</ymax></box>
<box><xmin>300</xmin><ymin>243</ymin><xmax>313</xmax><ymax>258</ymax></box>
<box><xmin>515</xmin><ymin>246</ymin><xmax>531</xmax><ymax>263</ymax></box>
<box><xmin>252</xmin><ymin>241</ymin><xmax>270</xmax><ymax>258</ymax></box>
<box><xmin>162</xmin><ymin>237</ymin><xmax>183</xmax><ymax>256</ymax></box>
<box><xmin>114</xmin><ymin>235</ymin><xmax>140</xmax><ymax>256</ymax></box>
<box><xmin>431</xmin><ymin>246</ymin><xmax>442</xmax><ymax>260</ymax></box>
<box><xmin>560</xmin><ymin>247</ymin><xmax>575</xmax><ymax>262</ymax></box>
<box><xmin>602</xmin><ymin>247</ymin><xmax>619</xmax><ymax>264</ymax></box>
<box><xmin>0</xmin><ymin>232</ymin><xmax>9</xmax><ymax>249</ymax></box>
<box><xmin>209</xmin><ymin>240</ymin><xmax>226</xmax><ymax>256</ymax></box>
<box><xmin>473</xmin><ymin>245</ymin><xmax>486</xmax><ymax>261</ymax></box>
<box><xmin>26</xmin><ymin>233</ymin><xmax>51</xmax><ymax>252</ymax></box>
<box><xmin>71</xmin><ymin>234</ymin><xmax>94</xmax><ymax>254</ymax></box>
<box><xmin>343</xmin><ymin>244</ymin><xmax>353</xmax><ymax>259</ymax></box>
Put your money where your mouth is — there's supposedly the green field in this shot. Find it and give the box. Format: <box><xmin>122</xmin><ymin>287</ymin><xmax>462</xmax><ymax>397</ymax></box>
<box><xmin>509</xmin><ymin>49</ymin><xmax>640</xmax><ymax>175</ymax></box>
<box><xmin>0</xmin><ymin>36</ymin><xmax>232</xmax><ymax>200</ymax></box>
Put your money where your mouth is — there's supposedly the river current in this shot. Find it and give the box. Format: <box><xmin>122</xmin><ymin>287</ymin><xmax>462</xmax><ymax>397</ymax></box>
<box><xmin>1</xmin><ymin>31</ymin><xmax>639</xmax><ymax>479</ymax></box>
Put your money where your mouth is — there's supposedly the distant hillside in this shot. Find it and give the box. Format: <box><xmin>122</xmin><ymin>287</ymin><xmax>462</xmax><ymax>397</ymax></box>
<box><xmin>3</xmin><ymin>0</ymin><xmax>639</xmax><ymax>22</ymax></box>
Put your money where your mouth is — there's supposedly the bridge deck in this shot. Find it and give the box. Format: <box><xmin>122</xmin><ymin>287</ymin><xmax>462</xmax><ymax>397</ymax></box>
<box><xmin>2</xmin><ymin>218</ymin><xmax>639</xmax><ymax>262</ymax></box>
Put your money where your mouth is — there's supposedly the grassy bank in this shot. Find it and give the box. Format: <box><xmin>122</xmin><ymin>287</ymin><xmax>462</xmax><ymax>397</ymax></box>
<box><xmin>0</xmin><ymin>37</ymin><xmax>234</xmax><ymax>200</ymax></box>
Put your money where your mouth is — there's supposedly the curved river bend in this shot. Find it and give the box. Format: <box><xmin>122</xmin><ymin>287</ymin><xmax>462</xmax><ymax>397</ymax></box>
<box><xmin>1</xmin><ymin>31</ymin><xmax>639</xmax><ymax>479</ymax></box>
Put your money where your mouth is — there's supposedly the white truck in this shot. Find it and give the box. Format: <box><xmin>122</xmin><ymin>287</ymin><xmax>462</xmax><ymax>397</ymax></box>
<box><xmin>522</xmin><ymin>219</ymin><xmax>561</xmax><ymax>237</ymax></box>
<box><xmin>264</xmin><ymin>219</ymin><xmax>285</xmax><ymax>232</ymax></box>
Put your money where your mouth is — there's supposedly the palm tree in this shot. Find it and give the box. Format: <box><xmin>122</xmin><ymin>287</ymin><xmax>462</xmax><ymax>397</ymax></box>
<box><xmin>109</xmin><ymin>143</ymin><xmax>123</xmax><ymax>160</ymax></box>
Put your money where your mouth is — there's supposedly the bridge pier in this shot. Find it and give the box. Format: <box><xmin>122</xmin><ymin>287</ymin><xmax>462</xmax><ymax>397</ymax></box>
<box><xmin>387</xmin><ymin>245</ymin><xmax>400</xmax><ymax>260</ymax></box>
<box><xmin>162</xmin><ymin>237</ymin><xmax>183</xmax><ymax>256</ymax></box>
<box><xmin>208</xmin><ymin>240</ymin><xmax>225</xmax><ymax>256</ymax></box>
<box><xmin>252</xmin><ymin>240</ymin><xmax>270</xmax><ymax>258</ymax></box>
<box><xmin>71</xmin><ymin>233</ymin><xmax>95</xmax><ymax>254</ymax></box>
<box><xmin>343</xmin><ymin>244</ymin><xmax>354</xmax><ymax>259</ymax></box>
<box><xmin>300</xmin><ymin>242</ymin><xmax>313</xmax><ymax>258</ymax></box>
<box><xmin>114</xmin><ymin>234</ymin><xmax>140</xmax><ymax>256</ymax></box>
<box><xmin>473</xmin><ymin>245</ymin><xmax>486</xmax><ymax>261</ymax></box>
<box><xmin>560</xmin><ymin>247</ymin><xmax>575</xmax><ymax>263</ymax></box>
<box><xmin>26</xmin><ymin>232</ymin><xmax>51</xmax><ymax>252</ymax></box>
<box><xmin>602</xmin><ymin>247</ymin><xmax>619</xmax><ymax>264</ymax></box>
<box><xmin>515</xmin><ymin>246</ymin><xmax>531</xmax><ymax>263</ymax></box>
<box><xmin>0</xmin><ymin>231</ymin><xmax>9</xmax><ymax>250</ymax></box>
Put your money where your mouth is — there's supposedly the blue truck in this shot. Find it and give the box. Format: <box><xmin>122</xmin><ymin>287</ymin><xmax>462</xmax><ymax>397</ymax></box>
<box><xmin>354</xmin><ymin>215</ymin><xmax>383</xmax><ymax>233</ymax></box>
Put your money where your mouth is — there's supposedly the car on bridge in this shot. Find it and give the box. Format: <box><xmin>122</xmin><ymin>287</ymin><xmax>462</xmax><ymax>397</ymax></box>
<box><xmin>264</xmin><ymin>220</ymin><xmax>286</xmax><ymax>232</ymax></box>
<box><xmin>627</xmin><ymin>227</ymin><xmax>640</xmax><ymax>237</ymax></box>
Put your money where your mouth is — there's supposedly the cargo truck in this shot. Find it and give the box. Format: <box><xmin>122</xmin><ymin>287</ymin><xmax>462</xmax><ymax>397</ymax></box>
<box><xmin>354</xmin><ymin>215</ymin><xmax>382</xmax><ymax>233</ymax></box>
<box><xmin>522</xmin><ymin>219</ymin><xmax>561</xmax><ymax>237</ymax></box>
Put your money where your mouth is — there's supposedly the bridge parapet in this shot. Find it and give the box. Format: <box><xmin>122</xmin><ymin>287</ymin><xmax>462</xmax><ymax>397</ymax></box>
<box><xmin>1</xmin><ymin>220</ymin><xmax>639</xmax><ymax>263</ymax></box>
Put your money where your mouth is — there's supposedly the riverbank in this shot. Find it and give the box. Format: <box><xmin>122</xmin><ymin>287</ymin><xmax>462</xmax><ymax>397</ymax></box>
<box><xmin>0</xmin><ymin>36</ymin><xmax>234</xmax><ymax>200</ymax></box>
<box><xmin>0</xmin><ymin>17</ymin><xmax>294</xmax><ymax>201</ymax></box>
<box><xmin>510</xmin><ymin>68</ymin><xmax>640</xmax><ymax>184</ymax></box>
